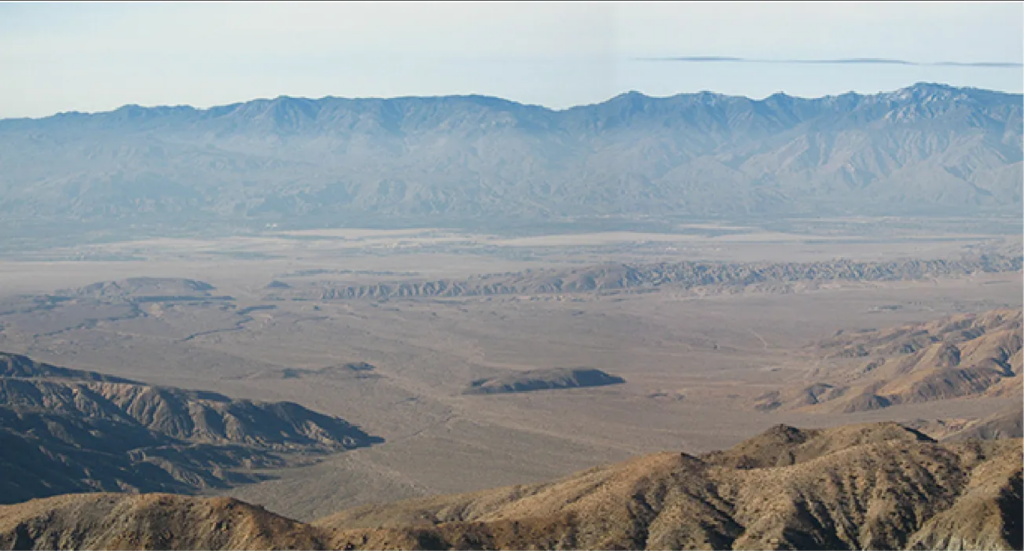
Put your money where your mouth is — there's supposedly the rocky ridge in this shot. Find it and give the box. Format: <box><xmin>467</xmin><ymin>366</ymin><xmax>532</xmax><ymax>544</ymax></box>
<box><xmin>1</xmin><ymin>421</ymin><xmax>1019</xmax><ymax>550</ymax></box>
<box><xmin>0</xmin><ymin>352</ymin><xmax>381</xmax><ymax>505</ymax></box>
<box><xmin>266</xmin><ymin>254</ymin><xmax>1023</xmax><ymax>302</ymax></box>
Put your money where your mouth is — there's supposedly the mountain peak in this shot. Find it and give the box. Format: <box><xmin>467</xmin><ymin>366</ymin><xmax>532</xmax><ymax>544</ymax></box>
<box><xmin>0</xmin><ymin>83</ymin><xmax>1019</xmax><ymax>226</ymax></box>
<box><xmin>888</xmin><ymin>82</ymin><xmax>972</xmax><ymax>102</ymax></box>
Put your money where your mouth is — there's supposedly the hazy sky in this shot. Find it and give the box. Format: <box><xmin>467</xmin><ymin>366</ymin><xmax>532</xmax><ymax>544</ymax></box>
<box><xmin>1</xmin><ymin>2</ymin><xmax>1021</xmax><ymax>118</ymax></box>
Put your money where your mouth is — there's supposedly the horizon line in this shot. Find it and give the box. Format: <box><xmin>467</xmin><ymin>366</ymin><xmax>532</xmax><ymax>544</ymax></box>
<box><xmin>4</xmin><ymin>81</ymin><xmax>1022</xmax><ymax>122</ymax></box>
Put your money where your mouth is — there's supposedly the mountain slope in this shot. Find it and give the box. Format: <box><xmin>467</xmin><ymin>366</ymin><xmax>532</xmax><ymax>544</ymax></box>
<box><xmin>318</xmin><ymin>424</ymin><xmax>1022</xmax><ymax>550</ymax></box>
<box><xmin>1</xmin><ymin>422</ymin><xmax>1018</xmax><ymax>550</ymax></box>
<box><xmin>906</xmin><ymin>403</ymin><xmax>1024</xmax><ymax>442</ymax></box>
<box><xmin>0</xmin><ymin>83</ymin><xmax>1020</xmax><ymax>232</ymax></box>
<box><xmin>756</xmin><ymin>308</ymin><xmax>1023</xmax><ymax>413</ymax></box>
<box><xmin>0</xmin><ymin>494</ymin><xmax>326</xmax><ymax>550</ymax></box>
<box><xmin>0</xmin><ymin>352</ymin><xmax>381</xmax><ymax>504</ymax></box>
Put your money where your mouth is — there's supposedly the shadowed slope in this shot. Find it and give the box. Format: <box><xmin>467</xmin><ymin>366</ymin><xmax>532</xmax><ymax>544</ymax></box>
<box><xmin>0</xmin><ymin>352</ymin><xmax>381</xmax><ymax>504</ymax></box>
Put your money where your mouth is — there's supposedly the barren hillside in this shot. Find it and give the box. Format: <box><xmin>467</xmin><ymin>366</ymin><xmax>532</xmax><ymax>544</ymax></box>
<box><xmin>756</xmin><ymin>308</ymin><xmax>1023</xmax><ymax>413</ymax></box>
<box><xmin>2</xmin><ymin>421</ymin><xmax>1018</xmax><ymax>550</ymax></box>
<box><xmin>0</xmin><ymin>352</ymin><xmax>381</xmax><ymax>504</ymax></box>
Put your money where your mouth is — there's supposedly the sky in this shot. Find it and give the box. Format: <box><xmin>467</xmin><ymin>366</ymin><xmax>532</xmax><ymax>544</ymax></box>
<box><xmin>0</xmin><ymin>2</ymin><xmax>1021</xmax><ymax>118</ymax></box>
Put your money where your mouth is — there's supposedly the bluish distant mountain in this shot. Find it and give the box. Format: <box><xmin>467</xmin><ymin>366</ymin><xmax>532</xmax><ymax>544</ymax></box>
<box><xmin>0</xmin><ymin>83</ymin><xmax>1019</xmax><ymax>231</ymax></box>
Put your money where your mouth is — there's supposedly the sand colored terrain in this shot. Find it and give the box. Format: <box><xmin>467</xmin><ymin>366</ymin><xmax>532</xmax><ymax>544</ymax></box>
<box><xmin>756</xmin><ymin>309</ymin><xmax>1023</xmax><ymax>414</ymax></box>
<box><xmin>0</xmin><ymin>231</ymin><xmax>1018</xmax><ymax>521</ymax></box>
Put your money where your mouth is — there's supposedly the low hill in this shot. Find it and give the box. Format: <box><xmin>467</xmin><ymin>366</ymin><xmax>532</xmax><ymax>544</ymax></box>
<box><xmin>265</xmin><ymin>254</ymin><xmax>1022</xmax><ymax>302</ymax></box>
<box><xmin>241</xmin><ymin>362</ymin><xmax>379</xmax><ymax>381</ymax></box>
<box><xmin>1</xmin><ymin>421</ymin><xmax>1019</xmax><ymax>550</ymax></box>
<box><xmin>463</xmin><ymin>368</ymin><xmax>625</xmax><ymax>395</ymax></box>
<box><xmin>907</xmin><ymin>404</ymin><xmax>1024</xmax><ymax>442</ymax></box>
<box><xmin>0</xmin><ymin>352</ymin><xmax>381</xmax><ymax>504</ymax></box>
<box><xmin>67</xmin><ymin>278</ymin><xmax>225</xmax><ymax>303</ymax></box>
<box><xmin>756</xmin><ymin>308</ymin><xmax>1023</xmax><ymax>413</ymax></box>
<box><xmin>945</xmin><ymin>406</ymin><xmax>1024</xmax><ymax>442</ymax></box>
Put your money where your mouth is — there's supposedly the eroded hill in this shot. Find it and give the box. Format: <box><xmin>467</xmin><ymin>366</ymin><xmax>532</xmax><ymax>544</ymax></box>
<box><xmin>2</xmin><ymin>421</ymin><xmax>1019</xmax><ymax>550</ymax></box>
<box><xmin>0</xmin><ymin>352</ymin><xmax>381</xmax><ymax>505</ymax></box>
<box><xmin>265</xmin><ymin>254</ymin><xmax>1023</xmax><ymax>302</ymax></box>
<box><xmin>907</xmin><ymin>403</ymin><xmax>1024</xmax><ymax>442</ymax></box>
<box><xmin>756</xmin><ymin>308</ymin><xmax>1023</xmax><ymax>413</ymax></box>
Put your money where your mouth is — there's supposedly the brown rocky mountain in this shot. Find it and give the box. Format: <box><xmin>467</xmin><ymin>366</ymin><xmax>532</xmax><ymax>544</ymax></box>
<box><xmin>0</xmin><ymin>494</ymin><xmax>326</xmax><ymax>550</ymax></box>
<box><xmin>320</xmin><ymin>423</ymin><xmax>1022</xmax><ymax>550</ymax></box>
<box><xmin>0</xmin><ymin>352</ymin><xmax>381</xmax><ymax>505</ymax></box>
<box><xmin>2</xmin><ymin>421</ymin><xmax>1019</xmax><ymax>550</ymax></box>
<box><xmin>755</xmin><ymin>308</ymin><xmax>1023</xmax><ymax>413</ymax></box>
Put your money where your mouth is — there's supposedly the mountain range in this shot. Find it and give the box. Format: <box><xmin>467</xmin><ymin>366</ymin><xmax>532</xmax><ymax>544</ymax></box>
<box><xmin>0</xmin><ymin>83</ymin><xmax>1020</xmax><ymax>234</ymax></box>
<box><xmin>2</xmin><ymin>421</ymin><xmax>1020</xmax><ymax>550</ymax></box>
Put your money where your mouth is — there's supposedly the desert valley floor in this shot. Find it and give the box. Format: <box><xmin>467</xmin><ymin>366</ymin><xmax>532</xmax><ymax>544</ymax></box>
<box><xmin>0</xmin><ymin>222</ymin><xmax>1020</xmax><ymax>522</ymax></box>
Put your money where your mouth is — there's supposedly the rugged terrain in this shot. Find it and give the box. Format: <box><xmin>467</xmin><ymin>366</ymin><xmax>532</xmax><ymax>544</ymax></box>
<box><xmin>0</xmin><ymin>352</ymin><xmax>380</xmax><ymax>504</ymax></box>
<box><xmin>266</xmin><ymin>254</ymin><xmax>1022</xmax><ymax>302</ymax></box>
<box><xmin>908</xmin><ymin>403</ymin><xmax>1023</xmax><ymax>442</ymax></box>
<box><xmin>0</xmin><ymin>494</ymin><xmax>326</xmax><ymax>550</ymax></box>
<box><xmin>2</xmin><ymin>421</ymin><xmax>1020</xmax><ymax>550</ymax></box>
<box><xmin>0</xmin><ymin>83</ymin><xmax>1021</xmax><ymax>241</ymax></box>
<box><xmin>319</xmin><ymin>423</ymin><xmax>1023</xmax><ymax>550</ymax></box>
<box><xmin>0</xmin><ymin>254</ymin><xmax>1018</xmax><ymax>521</ymax></box>
<box><xmin>755</xmin><ymin>308</ymin><xmax>1023</xmax><ymax>413</ymax></box>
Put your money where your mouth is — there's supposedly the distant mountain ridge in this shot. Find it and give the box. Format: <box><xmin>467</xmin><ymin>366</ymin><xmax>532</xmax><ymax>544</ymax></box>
<box><xmin>0</xmin><ymin>83</ymin><xmax>1020</xmax><ymax>231</ymax></box>
<box><xmin>267</xmin><ymin>253</ymin><xmax>1023</xmax><ymax>301</ymax></box>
